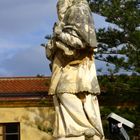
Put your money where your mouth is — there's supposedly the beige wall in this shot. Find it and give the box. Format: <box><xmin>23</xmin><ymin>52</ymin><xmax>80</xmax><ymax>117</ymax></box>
<box><xmin>0</xmin><ymin>107</ymin><xmax>55</xmax><ymax>140</ymax></box>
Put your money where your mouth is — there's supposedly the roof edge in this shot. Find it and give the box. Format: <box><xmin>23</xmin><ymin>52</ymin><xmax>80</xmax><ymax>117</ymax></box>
<box><xmin>0</xmin><ymin>76</ymin><xmax>51</xmax><ymax>80</ymax></box>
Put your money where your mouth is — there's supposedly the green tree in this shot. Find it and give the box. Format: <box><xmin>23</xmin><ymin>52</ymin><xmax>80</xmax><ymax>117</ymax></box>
<box><xmin>88</xmin><ymin>0</ymin><xmax>140</xmax><ymax>74</ymax></box>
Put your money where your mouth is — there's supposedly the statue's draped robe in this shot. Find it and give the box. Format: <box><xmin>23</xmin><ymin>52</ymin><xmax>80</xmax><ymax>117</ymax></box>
<box><xmin>46</xmin><ymin>0</ymin><xmax>104</xmax><ymax>139</ymax></box>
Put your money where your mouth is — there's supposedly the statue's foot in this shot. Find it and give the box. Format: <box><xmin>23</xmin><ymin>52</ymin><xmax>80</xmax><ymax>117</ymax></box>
<box><xmin>84</xmin><ymin>128</ymin><xmax>95</xmax><ymax>138</ymax></box>
<box><xmin>56</xmin><ymin>135</ymin><xmax>85</xmax><ymax>140</ymax></box>
<box><xmin>85</xmin><ymin>135</ymin><xmax>103</xmax><ymax>140</ymax></box>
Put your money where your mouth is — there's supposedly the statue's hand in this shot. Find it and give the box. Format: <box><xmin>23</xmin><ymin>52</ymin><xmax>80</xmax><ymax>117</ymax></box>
<box><xmin>53</xmin><ymin>23</ymin><xmax>62</xmax><ymax>36</ymax></box>
<box><xmin>45</xmin><ymin>39</ymin><xmax>56</xmax><ymax>61</ymax></box>
<box><xmin>53</xmin><ymin>22</ymin><xmax>64</xmax><ymax>36</ymax></box>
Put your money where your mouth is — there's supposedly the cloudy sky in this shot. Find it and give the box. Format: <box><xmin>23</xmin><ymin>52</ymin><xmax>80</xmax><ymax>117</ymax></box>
<box><xmin>0</xmin><ymin>0</ymin><xmax>115</xmax><ymax>77</ymax></box>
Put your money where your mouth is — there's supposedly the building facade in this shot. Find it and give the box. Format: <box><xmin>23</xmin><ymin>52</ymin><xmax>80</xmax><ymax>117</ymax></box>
<box><xmin>0</xmin><ymin>77</ymin><xmax>54</xmax><ymax>140</ymax></box>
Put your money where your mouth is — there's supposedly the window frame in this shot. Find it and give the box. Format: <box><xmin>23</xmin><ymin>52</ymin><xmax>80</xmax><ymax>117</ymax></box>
<box><xmin>0</xmin><ymin>123</ymin><xmax>20</xmax><ymax>140</ymax></box>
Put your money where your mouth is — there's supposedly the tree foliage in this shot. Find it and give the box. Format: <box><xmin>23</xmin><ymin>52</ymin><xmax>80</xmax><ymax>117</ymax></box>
<box><xmin>88</xmin><ymin>0</ymin><xmax>140</xmax><ymax>74</ymax></box>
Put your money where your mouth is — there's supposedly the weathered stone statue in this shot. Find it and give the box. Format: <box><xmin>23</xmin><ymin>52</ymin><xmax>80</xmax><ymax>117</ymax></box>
<box><xmin>45</xmin><ymin>0</ymin><xmax>104</xmax><ymax>139</ymax></box>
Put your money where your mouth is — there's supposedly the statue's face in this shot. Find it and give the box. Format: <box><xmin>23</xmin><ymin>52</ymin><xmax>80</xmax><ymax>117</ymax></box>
<box><xmin>57</xmin><ymin>0</ymin><xmax>88</xmax><ymax>20</ymax></box>
<box><xmin>57</xmin><ymin>0</ymin><xmax>70</xmax><ymax>20</ymax></box>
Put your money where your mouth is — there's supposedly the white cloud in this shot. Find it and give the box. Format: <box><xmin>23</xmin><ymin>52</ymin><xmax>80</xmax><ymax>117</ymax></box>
<box><xmin>0</xmin><ymin>0</ymin><xmax>57</xmax><ymax>36</ymax></box>
<box><xmin>0</xmin><ymin>46</ymin><xmax>51</xmax><ymax>76</ymax></box>
<box><xmin>0</xmin><ymin>0</ymin><xmax>56</xmax><ymax>76</ymax></box>
<box><xmin>0</xmin><ymin>38</ymin><xmax>32</xmax><ymax>64</ymax></box>
<box><xmin>0</xmin><ymin>68</ymin><xmax>13</xmax><ymax>77</ymax></box>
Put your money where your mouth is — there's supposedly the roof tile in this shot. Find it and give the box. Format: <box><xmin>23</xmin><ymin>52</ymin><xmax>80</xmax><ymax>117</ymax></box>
<box><xmin>0</xmin><ymin>77</ymin><xmax>50</xmax><ymax>94</ymax></box>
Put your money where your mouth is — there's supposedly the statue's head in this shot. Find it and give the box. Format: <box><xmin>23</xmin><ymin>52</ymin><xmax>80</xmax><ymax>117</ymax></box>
<box><xmin>57</xmin><ymin>0</ymin><xmax>88</xmax><ymax>20</ymax></box>
<box><xmin>57</xmin><ymin>0</ymin><xmax>69</xmax><ymax>20</ymax></box>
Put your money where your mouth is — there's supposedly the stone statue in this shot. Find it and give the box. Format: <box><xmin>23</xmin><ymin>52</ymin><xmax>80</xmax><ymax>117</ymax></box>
<box><xmin>45</xmin><ymin>0</ymin><xmax>104</xmax><ymax>139</ymax></box>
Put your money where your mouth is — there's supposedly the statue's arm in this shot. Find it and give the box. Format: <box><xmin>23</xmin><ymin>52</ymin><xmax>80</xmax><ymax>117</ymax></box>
<box><xmin>54</xmin><ymin>23</ymin><xmax>85</xmax><ymax>49</ymax></box>
<box><xmin>56</xmin><ymin>30</ymin><xmax>85</xmax><ymax>49</ymax></box>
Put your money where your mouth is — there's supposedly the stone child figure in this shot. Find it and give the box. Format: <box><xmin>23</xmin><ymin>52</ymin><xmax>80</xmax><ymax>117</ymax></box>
<box><xmin>45</xmin><ymin>0</ymin><xmax>104</xmax><ymax>139</ymax></box>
